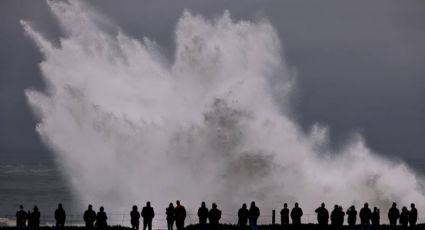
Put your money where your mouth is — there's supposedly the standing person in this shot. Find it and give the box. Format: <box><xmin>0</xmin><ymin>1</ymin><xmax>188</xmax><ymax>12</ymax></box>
<box><xmin>337</xmin><ymin>206</ymin><xmax>345</xmax><ymax>227</ymax></box>
<box><xmin>174</xmin><ymin>200</ymin><xmax>186</xmax><ymax>230</ymax></box>
<box><xmin>280</xmin><ymin>203</ymin><xmax>290</xmax><ymax>226</ymax></box>
<box><xmin>290</xmin><ymin>203</ymin><xmax>303</xmax><ymax>226</ymax></box>
<box><xmin>315</xmin><ymin>203</ymin><xmax>329</xmax><ymax>226</ymax></box>
<box><xmin>130</xmin><ymin>205</ymin><xmax>141</xmax><ymax>230</ymax></box>
<box><xmin>359</xmin><ymin>203</ymin><xmax>371</xmax><ymax>230</ymax></box>
<box><xmin>197</xmin><ymin>202</ymin><xmax>208</xmax><ymax>226</ymax></box>
<box><xmin>330</xmin><ymin>205</ymin><xmax>339</xmax><ymax>227</ymax></box>
<box><xmin>399</xmin><ymin>207</ymin><xmax>409</xmax><ymax>228</ymax></box>
<box><xmin>388</xmin><ymin>202</ymin><xmax>400</xmax><ymax>227</ymax></box>
<box><xmin>346</xmin><ymin>205</ymin><xmax>357</xmax><ymax>227</ymax></box>
<box><xmin>166</xmin><ymin>203</ymin><xmax>175</xmax><ymax>230</ymax></box>
<box><xmin>28</xmin><ymin>206</ymin><xmax>41</xmax><ymax>229</ymax></box>
<box><xmin>409</xmin><ymin>203</ymin><xmax>418</xmax><ymax>227</ymax></box>
<box><xmin>141</xmin><ymin>202</ymin><xmax>155</xmax><ymax>230</ymax></box>
<box><xmin>95</xmin><ymin>206</ymin><xmax>108</xmax><ymax>229</ymax></box>
<box><xmin>84</xmin><ymin>205</ymin><xmax>97</xmax><ymax>228</ymax></box>
<box><xmin>248</xmin><ymin>202</ymin><xmax>260</xmax><ymax>230</ymax></box>
<box><xmin>238</xmin><ymin>203</ymin><xmax>249</xmax><ymax>227</ymax></box>
<box><xmin>371</xmin><ymin>207</ymin><xmax>379</xmax><ymax>227</ymax></box>
<box><xmin>16</xmin><ymin>205</ymin><xmax>27</xmax><ymax>228</ymax></box>
<box><xmin>208</xmin><ymin>203</ymin><xmax>222</xmax><ymax>228</ymax></box>
<box><xmin>55</xmin><ymin>203</ymin><xmax>66</xmax><ymax>228</ymax></box>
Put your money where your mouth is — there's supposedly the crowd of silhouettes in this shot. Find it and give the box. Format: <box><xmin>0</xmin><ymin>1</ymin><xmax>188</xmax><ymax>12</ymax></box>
<box><xmin>13</xmin><ymin>201</ymin><xmax>420</xmax><ymax>229</ymax></box>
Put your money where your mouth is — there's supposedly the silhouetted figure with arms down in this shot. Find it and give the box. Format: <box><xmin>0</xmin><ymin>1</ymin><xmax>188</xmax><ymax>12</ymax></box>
<box><xmin>174</xmin><ymin>200</ymin><xmax>186</xmax><ymax>230</ymax></box>
<box><xmin>315</xmin><ymin>203</ymin><xmax>329</xmax><ymax>227</ymax></box>
<box><xmin>16</xmin><ymin>205</ymin><xmax>27</xmax><ymax>228</ymax></box>
<box><xmin>142</xmin><ymin>202</ymin><xmax>155</xmax><ymax>230</ymax></box>
<box><xmin>208</xmin><ymin>203</ymin><xmax>222</xmax><ymax>228</ymax></box>
<box><xmin>371</xmin><ymin>207</ymin><xmax>379</xmax><ymax>227</ymax></box>
<box><xmin>409</xmin><ymin>203</ymin><xmax>418</xmax><ymax>227</ymax></box>
<box><xmin>166</xmin><ymin>203</ymin><xmax>175</xmax><ymax>230</ymax></box>
<box><xmin>248</xmin><ymin>202</ymin><xmax>260</xmax><ymax>230</ymax></box>
<box><xmin>198</xmin><ymin>202</ymin><xmax>209</xmax><ymax>226</ymax></box>
<box><xmin>399</xmin><ymin>206</ymin><xmax>409</xmax><ymax>227</ymax></box>
<box><xmin>95</xmin><ymin>206</ymin><xmax>108</xmax><ymax>229</ymax></box>
<box><xmin>29</xmin><ymin>206</ymin><xmax>40</xmax><ymax>229</ymax></box>
<box><xmin>130</xmin><ymin>205</ymin><xmax>141</xmax><ymax>230</ymax></box>
<box><xmin>84</xmin><ymin>205</ymin><xmax>97</xmax><ymax>228</ymax></box>
<box><xmin>330</xmin><ymin>205</ymin><xmax>340</xmax><ymax>227</ymax></box>
<box><xmin>280</xmin><ymin>203</ymin><xmax>290</xmax><ymax>226</ymax></box>
<box><xmin>346</xmin><ymin>205</ymin><xmax>357</xmax><ymax>227</ymax></box>
<box><xmin>238</xmin><ymin>203</ymin><xmax>249</xmax><ymax>227</ymax></box>
<box><xmin>55</xmin><ymin>203</ymin><xmax>66</xmax><ymax>228</ymax></box>
<box><xmin>359</xmin><ymin>203</ymin><xmax>371</xmax><ymax>230</ymax></box>
<box><xmin>290</xmin><ymin>203</ymin><xmax>303</xmax><ymax>226</ymax></box>
<box><xmin>388</xmin><ymin>202</ymin><xmax>400</xmax><ymax>227</ymax></box>
<box><xmin>337</xmin><ymin>206</ymin><xmax>345</xmax><ymax>227</ymax></box>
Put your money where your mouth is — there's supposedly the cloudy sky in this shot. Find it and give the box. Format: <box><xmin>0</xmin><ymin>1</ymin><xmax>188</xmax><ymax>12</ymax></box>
<box><xmin>1</xmin><ymin>0</ymin><xmax>424</xmax><ymax>171</ymax></box>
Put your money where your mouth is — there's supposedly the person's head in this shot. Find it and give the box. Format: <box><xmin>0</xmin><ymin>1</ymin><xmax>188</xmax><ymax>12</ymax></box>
<box><xmin>321</xmin><ymin>203</ymin><xmax>325</xmax><ymax>208</ymax></box>
<box><xmin>201</xmin><ymin>202</ymin><xmax>206</xmax><ymax>208</ymax></box>
<box><xmin>373</xmin><ymin>207</ymin><xmax>378</xmax><ymax>212</ymax></box>
<box><xmin>392</xmin><ymin>202</ymin><xmax>397</xmax><ymax>208</ymax></box>
<box><xmin>100</xmin><ymin>206</ymin><xmax>104</xmax><ymax>212</ymax></box>
<box><xmin>88</xmin><ymin>204</ymin><xmax>93</xmax><ymax>210</ymax></box>
<box><xmin>284</xmin><ymin>203</ymin><xmax>287</xmax><ymax>208</ymax></box>
<box><xmin>402</xmin><ymin>206</ymin><xmax>407</xmax><ymax>212</ymax></box>
<box><xmin>242</xmin><ymin>203</ymin><xmax>247</xmax><ymax>209</ymax></box>
<box><xmin>334</xmin><ymin>205</ymin><xmax>338</xmax><ymax>209</ymax></box>
<box><xmin>250</xmin><ymin>201</ymin><xmax>256</xmax><ymax>208</ymax></box>
<box><xmin>147</xmin><ymin>201</ymin><xmax>151</xmax><ymax>207</ymax></box>
<box><xmin>351</xmin><ymin>205</ymin><xmax>355</xmax><ymax>210</ymax></box>
<box><xmin>33</xmin><ymin>206</ymin><xmax>38</xmax><ymax>211</ymax></box>
<box><xmin>19</xmin><ymin>205</ymin><xmax>23</xmax><ymax>210</ymax></box>
<box><xmin>133</xmin><ymin>205</ymin><xmax>138</xmax><ymax>211</ymax></box>
<box><xmin>295</xmin><ymin>202</ymin><xmax>299</xmax><ymax>208</ymax></box>
<box><xmin>58</xmin><ymin>203</ymin><xmax>62</xmax><ymax>209</ymax></box>
<box><xmin>411</xmin><ymin>203</ymin><xmax>415</xmax><ymax>208</ymax></box>
<box><xmin>176</xmin><ymin>200</ymin><xmax>180</xmax><ymax>206</ymax></box>
<box><xmin>212</xmin><ymin>203</ymin><xmax>217</xmax><ymax>209</ymax></box>
<box><xmin>364</xmin><ymin>203</ymin><xmax>368</xmax><ymax>208</ymax></box>
<box><xmin>169</xmin><ymin>203</ymin><xmax>174</xmax><ymax>208</ymax></box>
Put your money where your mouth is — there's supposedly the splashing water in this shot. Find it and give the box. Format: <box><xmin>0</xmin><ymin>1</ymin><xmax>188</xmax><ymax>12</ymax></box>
<box><xmin>23</xmin><ymin>0</ymin><xmax>425</xmax><ymax>219</ymax></box>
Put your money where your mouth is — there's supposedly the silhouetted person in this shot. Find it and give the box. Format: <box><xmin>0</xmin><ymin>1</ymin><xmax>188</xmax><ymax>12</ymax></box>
<box><xmin>130</xmin><ymin>205</ymin><xmax>141</xmax><ymax>230</ymax></box>
<box><xmin>346</xmin><ymin>206</ymin><xmax>357</xmax><ymax>227</ymax></box>
<box><xmin>337</xmin><ymin>206</ymin><xmax>345</xmax><ymax>227</ymax></box>
<box><xmin>84</xmin><ymin>205</ymin><xmax>97</xmax><ymax>228</ymax></box>
<box><xmin>28</xmin><ymin>206</ymin><xmax>40</xmax><ymax>229</ymax></box>
<box><xmin>409</xmin><ymin>203</ymin><xmax>417</xmax><ymax>227</ymax></box>
<box><xmin>280</xmin><ymin>203</ymin><xmax>290</xmax><ymax>225</ymax></box>
<box><xmin>166</xmin><ymin>203</ymin><xmax>175</xmax><ymax>230</ymax></box>
<box><xmin>174</xmin><ymin>200</ymin><xmax>186</xmax><ymax>230</ymax></box>
<box><xmin>315</xmin><ymin>203</ymin><xmax>329</xmax><ymax>226</ymax></box>
<box><xmin>388</xmin><ymin>202</ymin><xmax>400</xmax><ymax>227</ymax></box>
<box><xmin>95</xmin><ymin>206</ymin><xmax>108</xmax><ymax>229</ymax></box>
<box><xmin>330</xmin><ymin>205</ymin><xmax>339</xmax><ymax>227</ymax></box>
<box><xmin>248</xmin><ymin>202</ymin><xmax>260</xmax><ymax>230</ymax></box>
<box><xmin>198</xmin><ymin>202</ymin><xmax>209</xmax><ymax>226</ymax></box>
<box><xmin>238</xmin><ymin>204</ymin><xmax>249</xmax><ymax>227</ymax></box>
<box><xmin>399</xmin><ymin>206</ymin><xmax>409</xmax><ymax>228</ymax></box>
<box><xmin>208</xmin><ymin>203</ymin><xmax>222</xmax><ymax>228</ymax></box>
<box><xmin>55</xmin><ymin>203</ymin><xmax>66</xmax><ymax>228</ymax></box>
<box><xmin>27</xmin><ymin>210</ymin><xmax>33</xmax><ymax>228</ymax></box>
<box><xmin>359</xmin><ymin>203</ymin><xmax>371</xmax><ymax>230</ymax></box>
<box><xmin>371</xmin><ymin>207</ymin><xmax>379</xmax><ymax>227</ymax></box>
<box><xmin>16</xmin><ymin>205</ymin><xmax>27</xmax><ymax>228</ymax></box>
<box><xmin>290</xmin><ymin>203</ymin><xmax>303</xmax><ymax>226</ymax></box>
<box><xmin>141</xmin><ymin>202</ymin><xmax>155</xmax><ymax>230</ymax></box>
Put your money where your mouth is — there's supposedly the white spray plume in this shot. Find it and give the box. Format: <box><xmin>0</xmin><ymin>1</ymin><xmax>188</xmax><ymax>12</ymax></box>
<box><xmin>23</xmin><ymin>0</ymin><xmax>424</xmax><ymax>222</ymax></box>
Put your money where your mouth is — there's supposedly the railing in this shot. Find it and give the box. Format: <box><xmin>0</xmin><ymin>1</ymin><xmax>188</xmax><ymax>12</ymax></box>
<box><xmin>1</xmin><ymin>212</ymin><xmax>424</xmax><ymax>229</ymax></box>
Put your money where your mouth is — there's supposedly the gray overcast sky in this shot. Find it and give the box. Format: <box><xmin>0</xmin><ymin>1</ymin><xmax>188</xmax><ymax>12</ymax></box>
<box><xmin>0</xmin><ymin>1</ymin><xmax>424</xmax><ymax>169</ymax></box>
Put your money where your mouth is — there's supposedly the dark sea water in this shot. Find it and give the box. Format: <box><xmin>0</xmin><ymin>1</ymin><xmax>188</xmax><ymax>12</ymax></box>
<box><xmin>0</xmin><ymin>153</ymin><xmax>77</xmax><ymax>220</ymax></box>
